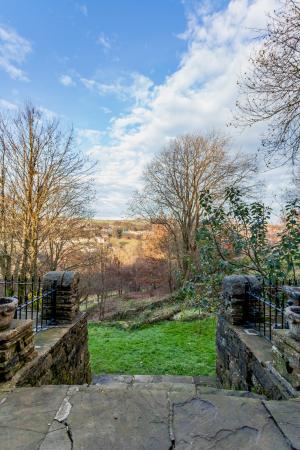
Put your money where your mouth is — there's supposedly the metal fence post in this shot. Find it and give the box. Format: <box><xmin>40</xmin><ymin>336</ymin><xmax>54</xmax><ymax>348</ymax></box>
<box><xmin>51</xmin><ymin>280</ymin><xmax>57</xmax><ymax>325</ymax></box>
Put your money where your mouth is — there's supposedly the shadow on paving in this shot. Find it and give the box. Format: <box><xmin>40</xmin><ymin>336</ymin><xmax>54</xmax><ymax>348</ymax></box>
<box><xmin>0</xmin><ymin>380</ymin><xmax>299</xmax><ymax>450</ymax></box>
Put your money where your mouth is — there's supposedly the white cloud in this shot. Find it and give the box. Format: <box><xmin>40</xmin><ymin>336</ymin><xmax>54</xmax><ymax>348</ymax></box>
<box><xmin>80</xmin><ymin>72</ymin><xmax>154</xmax><ymax>106</ymax></box>
<box><xmin>0</xmin><ymin>25</ymin><xmax>32</xmax><ymax>81</ymax></box>
<box><xmin>100</xmin><ymin>106</ymin><xmax>111</xmax><ymax>114</ymax></box>
<box><xmin>0</xmin><ymin>102</ymin><xmax>58</xmax><ymax>122</ymax></box>
<box><xmin>0</xmin><ymin>98</ymin><xmax>18</xmax><ymax>110</ymax></box>
<box><xmin>77</xmin><ymin>128</ymin><xmax>102</xmax><ymax>146</ymax></box>
<box><xmin>59</xmin><ymin>74</ymin><xmax>75</xmax><ymax>87</ymax></box>
<box><xmin>83</xmin><ymin>0</ymin><xmax>288</xmax><ymax>219</ymax></box>
<box><xmin>78</xmin><ymin>4</ymin><xmax>88</xmax><ymax>17</ymax></box>
<box><xmin>128</xmin><ymin>73</ymin><xmax>154</xmax><ymax>104</ymax></box>
<box><xmin>80</xmin><ymin>77</ymin><xmax>96</xmax><ymax>90</ymax></box>
<box><xmin>97</xmin><ymin>33</ymin><xmax>112</xmax><ymax>52</ymax></box>
<box><xmin>39</xmin><ymin>107</ymin><xmax>58</xmax><ymax>120</ymax></box>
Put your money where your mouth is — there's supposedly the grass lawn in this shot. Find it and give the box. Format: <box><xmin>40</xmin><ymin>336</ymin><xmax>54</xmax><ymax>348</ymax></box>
<box><xmin>88</xmin><ymin>317</ymin><xmax>216</xmax><ymax>376</ymax></box>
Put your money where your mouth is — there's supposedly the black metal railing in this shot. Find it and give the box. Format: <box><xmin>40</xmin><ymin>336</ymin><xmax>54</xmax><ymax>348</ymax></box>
<box><xmin>245</xmin><ymin>278</ymin><xmax>297</xmax><ymax>342</ymax></box>
<box><xmin>0</xmin><ymin>276</ymin><xmax>57</xmax><ymax>333</ymax></box>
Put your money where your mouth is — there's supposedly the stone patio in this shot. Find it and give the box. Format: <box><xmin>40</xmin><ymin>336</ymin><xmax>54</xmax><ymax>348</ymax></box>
<box><xmin>0</xmin><ymin>377</ymin><xmax>300</xmax><ymax>449</ymax></box>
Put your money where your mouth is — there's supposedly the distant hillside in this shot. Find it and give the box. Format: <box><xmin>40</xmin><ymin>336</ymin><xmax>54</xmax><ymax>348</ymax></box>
<box><xmin>267</xmin><ymin>224</ymin><xmax>284</xmax><ymax>245</ymax></box>
<box><xmin>81</xmin><ymin>219</ymin><xmax>156</xmax><ymax>265</ymax></box>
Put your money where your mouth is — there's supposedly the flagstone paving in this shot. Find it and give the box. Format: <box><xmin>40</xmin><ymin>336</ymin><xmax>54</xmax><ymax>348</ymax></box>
<box><xmin>0</xmin><ymin>377</ymin><xmax>299</xmax><ymax>449</ymax></box>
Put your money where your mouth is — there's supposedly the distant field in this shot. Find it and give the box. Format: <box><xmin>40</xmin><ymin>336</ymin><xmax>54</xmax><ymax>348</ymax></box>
<box><xmin>92</xmin><ymin>218</ymin><xmax>150</xmax><ymax>230</ymax></box>
<box><xmin>88</xmin><ymin>318</ymin><xmax>216</xmax><ymax>376</ymax></box>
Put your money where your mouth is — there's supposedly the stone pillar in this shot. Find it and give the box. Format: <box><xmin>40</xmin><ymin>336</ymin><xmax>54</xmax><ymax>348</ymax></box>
<box><xmin>272</xmin><ymin>286</ymin><xmax>300</xmax><ymax>390</ymax></box>
<box><xmin>222</xmin><ymin>275</ymin><xmax>261</xmax><ymax>325</ymax></box>
<box><xmin>42</xmin><ymin>271</ymin><xmax>80</xmax><ymax>324</ymax></box>
<box><xmin>282</xmin><ymin>286</ymin><xmax>300</xmax><ymax>306</ymax></box>
<box><xmin>0</xmin><ymin>319</ymin><xmax>37</xmax><ymax>381</ymax></box>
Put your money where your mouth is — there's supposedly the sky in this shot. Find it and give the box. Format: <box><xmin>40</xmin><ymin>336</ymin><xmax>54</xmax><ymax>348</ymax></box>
<box><xmin>0</xmin><ymin>0</ymin><xmax>291</xmax><ymax>219</ymax></box>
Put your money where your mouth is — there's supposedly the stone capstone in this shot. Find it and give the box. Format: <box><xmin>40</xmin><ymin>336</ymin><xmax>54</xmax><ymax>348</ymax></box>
<box><xmin>223</xmin><ymin>275</ymin><xmax>261</xmax><ymax>299</ymax></box>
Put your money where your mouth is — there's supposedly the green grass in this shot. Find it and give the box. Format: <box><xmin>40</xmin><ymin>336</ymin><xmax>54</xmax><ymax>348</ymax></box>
<box><xmin>88</xmin><ymin>318</ymin><xmax>216</xmax><ymax>376</ymax></box>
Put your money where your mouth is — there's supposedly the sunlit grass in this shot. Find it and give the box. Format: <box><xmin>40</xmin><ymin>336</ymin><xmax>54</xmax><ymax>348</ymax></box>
<box><xmin>88</xmin><ymin>317</ymin><xmax>216</xmax><ymax>376</ymax></box>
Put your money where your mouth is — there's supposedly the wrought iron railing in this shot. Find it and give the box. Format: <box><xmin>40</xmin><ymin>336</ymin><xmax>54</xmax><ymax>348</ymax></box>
<box><xmin>245</xmin><ymin>278</ymin><xmax>297</xmax><ymax>342</ymax></box>
<box><xmin>0</xmin><ymin>276</ymin><xmax>57</xmax><ymax>333</ymax></box>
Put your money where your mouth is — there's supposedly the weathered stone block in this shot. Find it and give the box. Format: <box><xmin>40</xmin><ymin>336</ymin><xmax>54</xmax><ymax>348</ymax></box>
<box><xmin>272</xmin><ymin>330</ymin><xmax>300</xmax><ymax>390</ymax></box>
<box><xmin>0</xmin><ymin>320</ymin><xmax>36</xmax><ymax>382</ymax></box>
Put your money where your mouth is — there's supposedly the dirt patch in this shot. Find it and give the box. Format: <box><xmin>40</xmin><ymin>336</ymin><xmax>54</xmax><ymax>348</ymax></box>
<box><xmin>84</xmin><ymin>288</ymin><xmax>170</xmax><ymax>322</ymax></box>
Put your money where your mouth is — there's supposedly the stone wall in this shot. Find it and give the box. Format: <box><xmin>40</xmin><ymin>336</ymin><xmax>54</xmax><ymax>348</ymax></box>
<box><xmin>217</xmin><ymin>275</ymin><xmax>298</xmax><ymax>400</ymax></box>
<box><xmin>2</xmin><ymin>313</ymin><xmax>91</xmax><ymax>389</ymax></box>
<box><xmin>272</xmin><ymin>329</ymin><xmax>300</xmax><ymax>391</ymax></box>
<box><xmin>0</xmin><ymin>271</ymin><xmax>91</xmax><ymax>391</ymax></box>
<box><xmin>217</xmin><ymin>317</ymin><xmax>296</xmax><ymax>399</ymax></box>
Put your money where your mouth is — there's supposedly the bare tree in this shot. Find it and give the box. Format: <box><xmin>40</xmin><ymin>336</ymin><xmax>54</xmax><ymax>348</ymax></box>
<box><xmin>40</xmin><ymin>218</ymin><xmax>99</xmax><ymax>272</ymax></box>
<box><xmin>130</xmin><ymin>133</ymin><xmax>255</xmax><ymax>280</ymax></box>
<box><xmin>92</xmin><ymin>245</ymin><xmax>112</xmax><ymax>320</ymax></box>
<box><xmin>0</xmin><ymin>103</ymin><xmax>94</xmax><ymax>278</ymax></box>
<box><xmin>80</xmin><ymin>244</ymin><xmax>117</xmax><ymax>320</ymax></box>
<box><xmin>235</xmin><ymin>0</ymin><xmax>300</xmax><ymax>165</ymax></box>
<box><xmin>285</xmin><ymin>166</ymin><xmax>300</xmax><ymax>202</ymax></box>
<box><xmin>0</xmin><ymin>143</ymin><xmax>19</xmax><ymax>277</ymax></box>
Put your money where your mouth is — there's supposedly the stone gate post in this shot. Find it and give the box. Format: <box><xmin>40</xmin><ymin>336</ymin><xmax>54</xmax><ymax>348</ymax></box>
<box><xmin>222</xmin><ymin>275</ymin><xmax>261</xmax><ymax>325</ymax></box>
<box><xmin>42</xmin><ymin>271</ymin><xmax>80</xmax><ymax>324</ymax></box>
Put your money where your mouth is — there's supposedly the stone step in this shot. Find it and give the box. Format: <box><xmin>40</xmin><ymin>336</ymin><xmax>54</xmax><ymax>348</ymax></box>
<box><xmin>92</xmin><ymin>374</ymin><xmax>264</xmax><ymax>399</ymax></box>
<box><xmin>92</xmin><ymin>373</ymin><xmax>217</xmax><ymax>387</ymax></box>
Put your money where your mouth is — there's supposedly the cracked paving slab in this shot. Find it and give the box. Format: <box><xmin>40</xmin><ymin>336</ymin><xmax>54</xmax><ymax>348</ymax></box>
<box><xmin>39</xmin><ymin>388</ymin><xmax>77</xmax><ymax>450</ymax></box>
<box><xmin>0</xmin><ymin>385</ymin><xmax>299</xmax><ymax>449</ymax></box>
<box><xmin>65</xmin><ymin>387</ymin><xmax>171</xmax><ymax>450</ymax></box>
<box><xmin>170</xmin><ymin>392</ymin><xmax>291</xmax><ymax>450</ymax></box>
<box><xmin>264</xmin><ymin>400</ymin><xmax>300</xmax><ymax>450</ymax></box>
<box><xmin>0</xmin><ymin>386</ymin><xmax>69</xmax><ymax>450</ymax></box>
<box><xmin>39</xmin><ymin>420</ymin><xmax>72</xmax><ymax>450</ymax></box>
